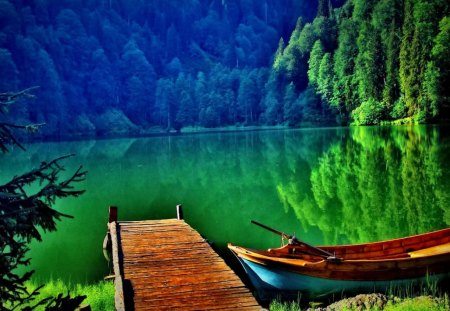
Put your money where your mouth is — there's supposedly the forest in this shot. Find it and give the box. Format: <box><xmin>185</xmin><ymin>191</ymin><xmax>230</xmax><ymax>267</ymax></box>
<box><xmin>0</xmin><ymin>0</ymin><xmax>448</xmax><ymax>138</ymax></box>
<box><xmin>276</xmin><ymin>0</ymin><xmax>450</xmax><ymax>125</ymax></box>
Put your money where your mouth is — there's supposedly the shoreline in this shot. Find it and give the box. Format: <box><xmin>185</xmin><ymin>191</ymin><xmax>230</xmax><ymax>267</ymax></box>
<box><xmin>16</xmin><ymin>124</ymin><xmax>291</xmax><ymax>145</ymax></box>
<box><xmin>16</xmin><ymin>122</ymin><xmax>450</xmax><ymax>146</ymax></box>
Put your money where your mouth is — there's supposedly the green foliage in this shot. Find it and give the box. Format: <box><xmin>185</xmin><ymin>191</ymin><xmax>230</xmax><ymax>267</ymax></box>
<box><xmin>268</xmin><ymin>126</ymin><xmax>441</xmax><ymax>249</ymax></box>
<box><xmin>270</xmin><ymin>300</ymin><xmax>302</xmax><ymax>311</ymax></box>
<box><xmin>1</xmin><ymin>0</ymin><xmax>448</xmax><ymax>134</ymax></box>
<box><xmin>351</xmin><ymin>98</ymin><xmax>384</xmax><ymax>125</ymax></box>
<box><xmin>383</xmin><ymin>295</ymin><xmax>449</xmax><ymax>311</ymax></box>
<box><xmin>0</xmin><ymin>48</ymin><xmax>18</xmax><ymax>91</ymax></box>
<box><xmin>390</xmin><ymin>97</ymin><xmax>407</xmax><ymax>119</ymax></box>
<box><xmin>0</xmin><ymin>0</ymin><xmax>323</xmax><ymax>135</ymax></box>
<box><xmin>0</xmin><ymin>90</ymin><xmax>87</xmax><ymax>310</ymax></box>
<box><xmin>354</xmin><ymin>21</ymin><xmax>383</xmax><ymax>102</ymax></box>
<box><xmin>330</xmin><ymin>18</ymin><xmax>358</xmax><ymax>113</ymax></box>
<box><xmin>273</xmin><ymin>38</ymin><xmax>286</xmax><ymax>72</ymax></box>
<box><xmin>269</xmin><ymin>294</ymin><xmax>449</xmax><ymax>311</ymax></box>
<box><xmin>283</xmin><ymin>82</ymin><xmax>298</xmax><ymax>125</ymax></box>
<box><xmin>317</xmin><ymin>0</ymin><xmax>328</xmax><ymax>18</ymax></box>
<box><xmin>308</xmin><ymin>40</ymin><xmax>325</xmax><ymax>87</ymax></box>
<box><xmin>24</xmin><ymin>280</ymin><xmax>115</xmax><ymax>311</ymax></box>
<box><xmin>430</xmin><ymin>16</ymin><xmax>450</xmax><ymax>115</ymax></box>
<box><xmin>265</xmin><ymin>0</ymin><xmax>449</xmax><ymax>126</ymax></box>
<box><xmin>316</xmin><ymin>53</ymin><xmax>334</xmax><ymax>103</ymax></box>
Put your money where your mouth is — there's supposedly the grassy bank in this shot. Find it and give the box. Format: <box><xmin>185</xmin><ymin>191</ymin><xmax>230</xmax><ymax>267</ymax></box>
<box><xmin>25</xmin><ymin>279</ymin><xmax>114</xmax><ymax>310</ymax></box>
<box><xmin>269</xmin><ymin>294</ymin><xmax>450</xmax><ymax>311</ymax></box>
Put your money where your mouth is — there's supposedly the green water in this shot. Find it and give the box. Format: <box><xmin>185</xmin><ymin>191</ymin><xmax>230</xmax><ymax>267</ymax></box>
<box><xmin>1</xmin><ymin>125</ymin><xmax>450</xmax><ymax>283</ymax></box>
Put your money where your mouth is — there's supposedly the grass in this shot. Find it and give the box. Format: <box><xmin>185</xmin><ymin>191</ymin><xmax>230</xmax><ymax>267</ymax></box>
<box><xmin>25</xmin><ymin>279</ymin><xmax>115</xmax><ymax>310</ymax></box>
<box><xmin>270</xmin><ymin>295</ymin><xmax>449</xmax><ymax>311</ymax></box>
<box><xmin>383</xmin><ymin>295</ymin><xmax>449</xmax><ymax>311</ymax></box>
<box><xmin>269</xmin><ymin>278</ymin><xmax>449</xmax><ymax>311</ymax></box>
<box><xmin>270</xmin><ymin>300</ymin><xmax>303</xmax><ymax>311</ymax></box>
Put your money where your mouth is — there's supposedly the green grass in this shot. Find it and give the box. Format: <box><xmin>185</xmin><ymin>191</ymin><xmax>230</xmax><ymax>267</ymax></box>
<box><xmin>383</xmin><ymin>295</ymin><xmax>449</xmax><ymax>311</ymax></box>
<box><xmin>269</xmin><ymin>300</ymin><xmax>303</xmax><ymax>311</ymax></box>
<box><xmin>25</xmin><ymin>279</ymin><xmax>115</xmax><ymax>311</ymax></box>
<box><xmin>269</xmin><ymin>294</ymin><xmax>449</xmax><ymax>311</ymax></box>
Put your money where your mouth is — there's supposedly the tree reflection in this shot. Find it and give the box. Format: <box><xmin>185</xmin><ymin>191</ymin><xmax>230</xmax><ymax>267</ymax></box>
<box><xmin>1</xmin><ymin>127</ymin><xmax>449</xmax><ymax>282</ymax></box>
<box><xmin>278</xmin><ymin>126</ymin><xmax>450</xmax><ymax>245</ymax></box>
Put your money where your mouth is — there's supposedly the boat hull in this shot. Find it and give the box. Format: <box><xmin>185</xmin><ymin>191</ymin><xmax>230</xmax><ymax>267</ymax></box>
<box><xmin>237</xmin><ymin>257</ymin><xmax>446</xmax><ymax>299</ymax></box>
<box><xmin>228</xmin><ymin>227</ymin><xmax>450</xmax><ymax>299</ymax></box>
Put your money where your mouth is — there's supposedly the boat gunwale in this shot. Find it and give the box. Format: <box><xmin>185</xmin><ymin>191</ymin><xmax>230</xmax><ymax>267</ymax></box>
<box><xmin>228</xmin><ymin>227</ymin><xmax>450</xmax><ymax>273</ymax></box>
<box><xmin>319</xmin><ymin>227</ymin><xmax>450</xmax><ymax>250</ymax></box>
<box><xmin>230</xmin><ymin>227</ymin><xmax>450</xmax><ymax>261</ymax></box>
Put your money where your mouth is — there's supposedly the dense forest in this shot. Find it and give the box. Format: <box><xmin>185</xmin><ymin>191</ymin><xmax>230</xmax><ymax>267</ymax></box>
<box><xmin>274</xmin><ymin>0</ymin><xmax>450</xmax><ymax>125</ymax></box>
<box><xmin>0</xmin><ymin>0</ymin><xmax>448</xmax><ymax>138</ymax></box>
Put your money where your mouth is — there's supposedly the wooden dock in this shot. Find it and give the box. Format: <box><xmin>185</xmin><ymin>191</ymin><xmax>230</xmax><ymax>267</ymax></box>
<box><xmin>105</xmin><ymin>206</ymin><xmax>262</xmax><ymax>311</ymax></box>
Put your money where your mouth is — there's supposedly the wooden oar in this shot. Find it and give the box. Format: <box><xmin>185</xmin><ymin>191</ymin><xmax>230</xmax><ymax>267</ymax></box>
<box><xmin>251</xmin><ymin>220</ymin><xmax>338</xmax><ymax>259</ymax></box>
<box><xmin>251</xmin><ymin>220</ymin><xmax>292</xmax><ymax>240</ymax></box>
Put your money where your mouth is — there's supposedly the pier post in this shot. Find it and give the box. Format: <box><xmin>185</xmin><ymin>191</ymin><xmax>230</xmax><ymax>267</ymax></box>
<box><xmin>109</xmin><ymin>206</ymin><xmax>118</xmax><ymax>223</ymax></box>
<box><xmin>104</xmin><ymin>206</ymin><xmax>117</xmax><ymax>251</ymax></box>
<box><xmin>176</xmin><ymin>204</ymin><xmax>183</xmax><ymax>220</ymax></box>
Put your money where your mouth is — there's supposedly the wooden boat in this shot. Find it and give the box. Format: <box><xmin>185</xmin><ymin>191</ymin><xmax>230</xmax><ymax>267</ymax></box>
<box><xmin>228</xmin><ymin>222</ymin><xmax>450</xmax><ymax>298</ymax></box>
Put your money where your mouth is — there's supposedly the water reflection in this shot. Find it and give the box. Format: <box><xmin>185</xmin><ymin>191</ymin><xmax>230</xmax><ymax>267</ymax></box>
<box><xmin>1</xmin><ymin>126</ymin><xmax>449</xmax><ymax>283</ymax></box>
<box><xmin>278</xmin><ymin>126</ymin><xmax>450</xmax><ymax>245</ymax></box>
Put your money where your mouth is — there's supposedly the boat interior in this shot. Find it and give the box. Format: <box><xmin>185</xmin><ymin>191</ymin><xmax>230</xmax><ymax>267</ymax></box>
<box><xmin>264</xmin><ymin>228</ymin><xmax>450</xmax><ymax>261</ymax></box>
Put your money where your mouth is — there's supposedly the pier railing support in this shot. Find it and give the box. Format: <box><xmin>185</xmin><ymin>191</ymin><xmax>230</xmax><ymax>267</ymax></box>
<box><xmin>106</xmin><ymin>206</ymin><xmax>125</xmax><ymax>311</ymax></box>
<box><xmin>176</xmin><ymin>204</ymin><xmax>183</xmax><ymax>220</ymax></box>
<box><xmin>109</xmin><ymin>206</ymin><xmax>118</xmax><ymax>223</ymax></box>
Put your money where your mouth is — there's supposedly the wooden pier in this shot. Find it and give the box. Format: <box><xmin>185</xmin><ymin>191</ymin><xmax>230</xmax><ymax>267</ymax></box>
<box><xmin>105</xmin><ymin>206</ymin><xmax>262</xmax><ymax>311</ymax></box>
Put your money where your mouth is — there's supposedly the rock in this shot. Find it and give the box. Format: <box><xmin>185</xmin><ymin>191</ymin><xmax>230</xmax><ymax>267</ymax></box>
<box><xmin>309</xmin><ymin>293</ymin><xmax>388</xmax><ymax>311</ymax></box>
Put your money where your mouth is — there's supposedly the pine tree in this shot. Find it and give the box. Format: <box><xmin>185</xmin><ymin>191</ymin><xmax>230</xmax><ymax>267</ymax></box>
<box><xmin>354</xmin><ymin>21</ymin><xmax>383</xmax><ymax>103</ymax></box>
<box><xmin>0</xmin><ymin>88</ymin><xmax>87</xmax><ymax>310</ymax></box>
<box><xmin>331</xmin><ymin>19</ymin><xmax>358</xmax><ymax>113</ymax></box>
<box><xmin>273</xmin><ymin>38</ymin><xmax>285</xmax><ymax>72</ymax></box>
<box><xmin>317</xmin><ymin>53</ymin><xmax>334</xmax><ymax>104</ymax></box>
<box><xmin>429</xmin><ymin>16</ymin><xmax>450</xmax><ymax>117</ymax></box>
<box><xmin>317</xmin><ymin>0</ymin><xmax>327</xmax><ymax>17</ymax></box>
<box><xmin>308</xmin><ymin>40</ymin><xmax>325</xmax><ymax>87</ymax></box>
<box><xmin>283</xmin><ymin>82</ymin><xmax>298</xmax><ymax>125</ymax></box>
<box><xmin>399</xmin><ymin>0</ymin><xmax>416</xmax><ymax>117</ymax></box>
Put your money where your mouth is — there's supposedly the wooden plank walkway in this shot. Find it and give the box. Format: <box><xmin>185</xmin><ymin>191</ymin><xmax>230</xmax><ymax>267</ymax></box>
<box><xmin>106</xmin><ymin>207</ymin><xmax>262</xmax><ymax>311</ymax></box>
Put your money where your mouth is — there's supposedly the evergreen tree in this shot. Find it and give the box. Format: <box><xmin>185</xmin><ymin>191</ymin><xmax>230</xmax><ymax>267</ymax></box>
<box><xmin>87</xmin><ymin>49</ymin><xmax>115</xmax><ymax>113</ymax></box>
<box><xmin>331</xmin><ymin>18</ymin><xmax>358</xmax><ymax>113</ymax></box>
<box><xmin>261</xmin><ymin>71</ymin><xmax>284</xmax><ymax>124</ymax></box>
<box><xmin>33</xmin><ymin>49</ymin><xmax>66</xmax><ymax>128</ymax></box>
<box><xmin>175</xmin><ymin>73</ymin><xmax>197</xmax><ymax>128</ymax></box>
<box><xmin>429</xmin><ymin>16</ymin><xmax>450</xmax><ymax>116</ymax></box>
<box><xmin>317</xmin><ymin>0</ymin><xmax>328</xmax><ymax>17</ymax></box>
<box><xmin>283</xmin><ymin>82</ymin><xmax>298</xmax><ymax>125</ymax></box>
<box><xmin>308</xmin><ymin>40</ymin><xmax>325</xmax><ymax>87</ymax></box>
<box><xmin>0</xmin><ymin>88</ymin><xmax>87</xmax><ymax>310</ymax></box>
<box><xmin>354</xmin><ymin>21</ymin><xmax>383</xmax><ymax>103</ymax></box>
<box><xmin>273</xmin><ymin>37</ymin><xmax>285</xmax><ymax>72</ymax></box>
<box><xmin>0</xmin><ymin>48</ymin><xmax>19</xmax><ymax>91</ymax></box>
<box><xmin>238</xmin><ymin>71</ymin><xmax>259</xmax><ymax>125</ymax></box>
<box><xmin>317</xmin><ymin>53</ymin><xmax>334</xmax><ymax>104</ymax></box>
<box><xmin>382</xmin><ymin>20</ymin><xmax>401</xmax><ymax>113</ymax></box>
<box><xmin>120</xmin><ymin>39</ymin><xmax>156</xmax><ymax>124</ymax></box>
<box><xmin>399</xmin><ymin>0</ymin><xmax>416</xmax><ymax>117</ymax></box>
<box><xmin>154</xmin><ymin>78</ymin><xmax>176</xmax><ymax>130</ymax></box>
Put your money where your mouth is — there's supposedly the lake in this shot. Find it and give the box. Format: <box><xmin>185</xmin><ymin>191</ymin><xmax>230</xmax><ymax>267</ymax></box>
<box><xmin>1</xmin><ymin>125</ymin><xmax>450</xmax><ymax>284</ymax></box>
